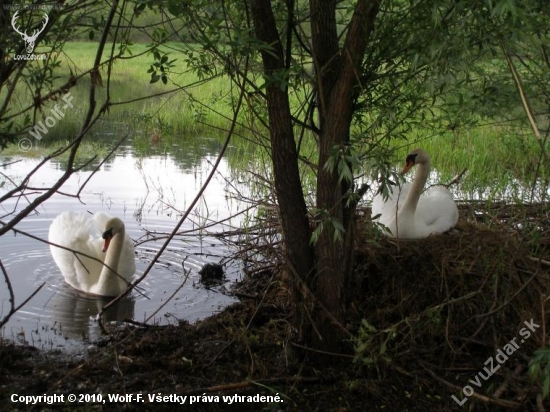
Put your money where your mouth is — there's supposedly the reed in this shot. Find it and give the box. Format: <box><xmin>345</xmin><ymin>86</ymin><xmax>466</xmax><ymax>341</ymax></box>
<box><xmin>7</xmin><ymin>42</ymin><xmax>233</xmax><ymax>146</ymax></box>
<box><xmin>4</xmin><ymin>43</ymin><xmax>547</xmax><ymax>203</ymax></box>
<box><xmin>390</xmin><ymin>122</ymin><xmax>548</xmax><ymax>202</ymax></box>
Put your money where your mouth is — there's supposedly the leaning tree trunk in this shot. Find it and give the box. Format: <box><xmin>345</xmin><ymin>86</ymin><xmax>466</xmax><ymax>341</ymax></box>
<box><xmin>309</xmin><ymin>0</ymin><xmax>381</xmax><ymax>350</ymax></box>
<box><xmin>250</xmin><ymin>0</ymin><xmax>316</xmax><ymax>332</ymax></box>
<box><xmin>251</xmin><ymin>0</ymin><xmax>380</xmax><ymax>352</ymax></box>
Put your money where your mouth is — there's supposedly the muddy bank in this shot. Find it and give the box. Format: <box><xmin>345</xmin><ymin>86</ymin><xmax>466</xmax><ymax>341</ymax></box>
<box><xmin>1</xmin><ymin>202</ymin><xmax>549</xmax><ymax>411</ymax></box>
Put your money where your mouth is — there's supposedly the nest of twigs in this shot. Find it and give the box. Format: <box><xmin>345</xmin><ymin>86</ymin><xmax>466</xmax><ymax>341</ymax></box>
<box><xmin>350</xmin><ymin>201</ymin><xmax>550</xmax><ymax>409</ymax></box>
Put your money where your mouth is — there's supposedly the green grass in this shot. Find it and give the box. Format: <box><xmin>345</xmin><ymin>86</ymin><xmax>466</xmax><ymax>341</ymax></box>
<box><xmin>7</xmin><ymin>42</ymin><xmax>235</xmax><ymax>144</ymax></box>
<box><xmin>0</xmin><ymin>138</ymin><xmax>111</xmax><ymax>173</ymax></box>
<box><xmin>116</xmin><ymin>43</ymin><xmax>233</xmax><ymax>131</ymax></box>
<box><xmin>391</xmin><ymin>123</ymin><xmax>549</xmax><ymax>201</ymax></box>
<box><xmin>3</xmin><ymin>42</ymin><xmax>548</xmax><ymax>202</ymax></box>
<box><xmin>1</xmin><ymin>41</ymin><xmax>245</xmax><ymax>169</ymax></box>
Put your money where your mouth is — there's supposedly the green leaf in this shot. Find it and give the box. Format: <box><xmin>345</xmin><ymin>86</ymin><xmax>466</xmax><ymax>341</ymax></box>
<box><xmin>379</xmin><ymin>342</ymin><xmax>387</xmax><ymax>356</ymax></box>
<box><xmin>135</xmin><ymin>2</ymin><xmax>146</xmax><ymax>15</ymax></box>
<box><xmin>356</xmin><ymin>342</ymin><xmax>368</xmax><ymax>353</ymax></box>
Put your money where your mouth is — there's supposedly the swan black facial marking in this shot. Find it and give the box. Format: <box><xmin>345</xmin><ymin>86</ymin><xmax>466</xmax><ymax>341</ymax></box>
<box><xmin>405</xmin><ymin>153</ymin><xmax>418</xmax><ymax>164</ymax></box>
<box><xmin>102</xmin><ymin>227</ymin><xmax>114</xmax><ymax>240</ymax></box>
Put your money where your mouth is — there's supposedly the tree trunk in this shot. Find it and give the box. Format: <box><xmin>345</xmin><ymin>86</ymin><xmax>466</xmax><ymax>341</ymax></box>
<box><xmin>310</xmin><ymin>0</ymin><xmax>381</xmax><ymax>350</ymax></box>
<box><xmin>251</xmin><ymin>0</ymin><xmax>380</xmax><ymax>352</ymax></box>
<box><xmin>250</xmin><ymin>0</ymin><xmax>315</xmax><ymax>328</ymax></box>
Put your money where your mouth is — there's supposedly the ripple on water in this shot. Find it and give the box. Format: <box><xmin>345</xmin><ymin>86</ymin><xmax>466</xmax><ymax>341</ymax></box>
<box><xmin>7</xmin><ymin>241</ymin><xmax>238</xmax><ymax>348</ymax></box>
<box><xmin>2</xmin><ymin>236</ymin><xmax>239</xmax><ymax>350</ymax></box>
<box><xmin>0</xmin><ymin>155</ymin><xmax>244</xmax><ymax>351</ymax></box>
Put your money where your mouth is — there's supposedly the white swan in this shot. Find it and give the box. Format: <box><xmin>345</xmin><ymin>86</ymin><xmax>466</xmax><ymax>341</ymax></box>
<box><xmin>49</xmin><ymin>211</ymin><xmax>135</xmax><ymax>296</ymax></box>
<box><xmin>372</xmin><ymin>148</ymin><xmax>459</xmax><ymax>239</ymax></box>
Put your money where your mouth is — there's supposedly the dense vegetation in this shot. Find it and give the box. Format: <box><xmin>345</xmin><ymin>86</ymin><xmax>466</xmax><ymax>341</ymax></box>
<box><xmin>1</xmin><ymin>0</ymin><xmax>549</xmax><ymax>409</ymax></box>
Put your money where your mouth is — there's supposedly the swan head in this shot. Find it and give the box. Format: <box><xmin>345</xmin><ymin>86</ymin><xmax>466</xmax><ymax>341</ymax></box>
<box><xmin>101</xmin><ymin>217</ymin><xmax>125</xmax><ymax>253</ymax></box>
<box><xmin>401</xmin><ymin>148</ymin><xmax>430</xmax><ymax>174</ymax></box>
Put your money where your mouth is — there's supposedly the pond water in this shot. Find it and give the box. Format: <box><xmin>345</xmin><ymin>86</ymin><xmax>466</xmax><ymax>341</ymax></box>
<box><xmin>0</xmin><ymin>137</ymin><xmax>250</xmax><ymax>351</ymax></box>
<box><xmin>1</xmin><ymin>133</ymin><xmax>546</xmax><ymax>352</ymax></box>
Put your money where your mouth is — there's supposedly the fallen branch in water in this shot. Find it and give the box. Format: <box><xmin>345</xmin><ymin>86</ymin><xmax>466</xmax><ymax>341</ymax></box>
<box><xmin>0</xmin><ymin>259</ymin><xmax>45</xmax><ymax>329</ymax></box>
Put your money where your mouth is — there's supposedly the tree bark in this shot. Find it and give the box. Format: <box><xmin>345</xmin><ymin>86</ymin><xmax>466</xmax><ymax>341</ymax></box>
<box><xmin>311</xmin><ymin>0</ymin><xmax>381</xmax><ymax>350</ymax></box>
<box><xmin>251</xmin><ymin>0</ymin><xmax>380</xmax><ymax>352</ymax></box>
<box><xmin>250</xmin><ymin>0</ymin><xmax>315</xmax><ymax>321</ymax></box>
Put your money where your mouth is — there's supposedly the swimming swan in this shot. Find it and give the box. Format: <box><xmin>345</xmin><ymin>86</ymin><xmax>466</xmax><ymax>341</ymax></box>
<box><xmin>372</xmin><ymin>148</ymin><xmax>458</xmax><ymax>239</ymax></box>
<box><xmin>49</xmin><ymin>211</ymin><xmax>135</xmax><ymax>296</ymax></box>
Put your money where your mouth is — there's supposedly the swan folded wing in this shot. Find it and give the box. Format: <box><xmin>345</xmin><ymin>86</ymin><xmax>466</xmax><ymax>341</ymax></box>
<box><xmin>372</xmin><ymin>184</ymin><xmax>412</xmax><ymax>235</ymax></box>
<box><xmin>69</xmin><ymin>236</ymin><xmax>105</xmax><ymax>292</ymax></box>
<box><xmin>49</xmin><ymin>212</ymin><xmax>105</xmax><ymax>291</ymax></box>
<box><xmin>372</xmin><ymin>183</ymin><xmax>410</xmax><ymax>218</ymax></box>
<box><xmin>50</xmin><ymin>211</ymin><xmax>91</xmax><ymax>243</ymax></box>
<box><xmin>92</xmin><ymin>212</ymin><xmax>111</xmax><ymax>234</ymax></box>
<box><xmin>415</xmin><ymin>186</ymin><xmax>458</xmax><ymax>233</ymax></box>
<box><xmin>371</xmin><ymin>189</ymin><xmax>391</xmax><ymax>219</ymax></box>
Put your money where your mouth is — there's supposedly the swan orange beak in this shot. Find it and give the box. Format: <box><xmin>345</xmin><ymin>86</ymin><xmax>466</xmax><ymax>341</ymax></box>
<box><xmin>102</xmin><ymin>237</ymin><xmax>111</xmax><ymax>253</ymax></box>
<box><xmin>401</xmin><ymin>160</ymin><xmax>414</xmax><ymax>175</ymax></box>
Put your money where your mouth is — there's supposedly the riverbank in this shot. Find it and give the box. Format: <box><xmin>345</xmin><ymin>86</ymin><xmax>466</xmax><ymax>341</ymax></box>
<box><xmin>1</xmin><ymin>201</ymin><xmax>549</xmax><ymax>411</ymax></box>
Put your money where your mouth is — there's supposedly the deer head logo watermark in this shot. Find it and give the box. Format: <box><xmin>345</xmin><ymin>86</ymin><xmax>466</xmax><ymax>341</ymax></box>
<box><xmin>11</xmin><ymin>11</ymin><xmax>49</xmax><ymax>54</ymax></box>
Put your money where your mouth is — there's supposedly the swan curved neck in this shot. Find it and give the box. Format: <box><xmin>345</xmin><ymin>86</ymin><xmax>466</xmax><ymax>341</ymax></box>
<box><xmin>97</xmin><ymin>228</ymin><xmax>125</xmax><ymax>295</ymax></box>
<box><xmin>402</xmin><ymin>160</ymin><xmax>429</xmax><ymax>214</ymax></box>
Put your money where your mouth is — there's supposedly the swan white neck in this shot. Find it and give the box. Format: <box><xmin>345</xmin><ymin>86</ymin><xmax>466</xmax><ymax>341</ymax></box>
<box><xmin>96</xmin><ymin>228</ymin><xmax>125</xmax><ymax>296</ymax></box>
<box><xmin>401</xmin><ymin>158</ymin><xmax>430</xmax><ymax>215</ymax></box>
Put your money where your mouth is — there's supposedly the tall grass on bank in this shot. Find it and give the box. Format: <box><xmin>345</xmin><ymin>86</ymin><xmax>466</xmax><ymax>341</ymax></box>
<box><xmin>4</xmin><ymin>42</ymin><xmax>234</xmax><ymax>147</ymax></box>
<box><xmin>391</xmin><ymin>123</ymin><xmax>549</xmax><ymax>202</ymax></box>
<box><xmin>3</xmin><ymin>43</ymin><xmax>547</xmax><ymax>202</ymax></box>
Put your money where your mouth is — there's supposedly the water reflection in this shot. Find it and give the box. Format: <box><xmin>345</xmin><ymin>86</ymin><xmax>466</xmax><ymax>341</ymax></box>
<box><xmin>0</xmin><ymin>140</ymin><xmax>245</xmax><ymax>350</ymax></box>
<box><xmin>45</xmin><ymin>289</ymin><xmax>135</xmax><ymax>339</ymax></box>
